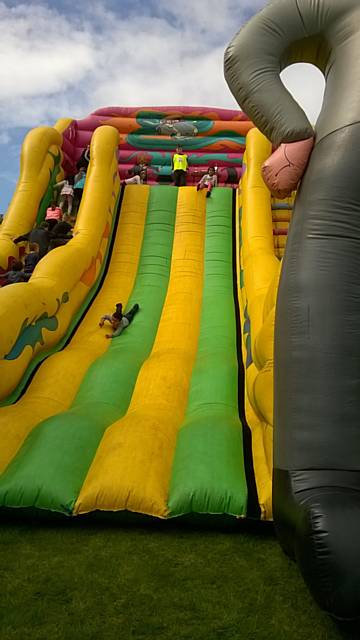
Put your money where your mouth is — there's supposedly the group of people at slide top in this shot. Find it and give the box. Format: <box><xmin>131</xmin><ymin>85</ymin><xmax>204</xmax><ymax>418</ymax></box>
<box><xmin>0</xmin><ymin>138</ymin><xmax>218</xmax><ymax>335</ymax></box>
<box><xmin>1</xmin><ymin>140</ymin><xmax>216</xmax><ymax>336</ymax></box>
<box><xmin>1</xmin><ymin>218</ymin><xmax>75</xmax><ymax>286</ymax></box>
<box><xmin>2</xmin><ymin>242</ymin><xmax>40</xmax><ymax>284</ymax></box>
<box><xmin>50</xmin><ymin>145</ymin><xmax>90</xmax><ymax>223</ymax></box>
<box><xmin>2</xmin><ymin>146</ymin><xmax>87</xmax><ymax>286</ymax></box>
<box><xmin>3</xmin><ymin>145</ymin><xmax>91</xmax><ymax>285</ymax></box>
<box><xmin>123</xmin><ymin>145</ymin><xmax>218</xmax><ymax>196</ymax></box>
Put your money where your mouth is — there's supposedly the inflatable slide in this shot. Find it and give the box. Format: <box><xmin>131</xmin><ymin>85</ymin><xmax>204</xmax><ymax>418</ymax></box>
<box><xmin>0</xmin><ymin>106</ymin><xmax>263</xmax><ymax>521</ymax></box>
<box><xmin>1</xmin><ymin>0</ymin><xmax>358</xmax><ymax>620</ymax></box>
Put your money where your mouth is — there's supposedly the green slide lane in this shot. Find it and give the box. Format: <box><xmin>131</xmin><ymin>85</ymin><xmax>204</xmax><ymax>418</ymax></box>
<box><xmin>168</xmin><ymin>188</ymin><xmax>247</xmax><ymax>517</ymax></box>
<box><xmin>0</xmin><ymin>186</ymin><xmax>178</xmax><ymax>514</ymax></box>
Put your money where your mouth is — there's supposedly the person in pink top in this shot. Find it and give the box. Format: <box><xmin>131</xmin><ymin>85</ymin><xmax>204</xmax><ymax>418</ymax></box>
<box><xmin>45</xmin><ymin>202</ymin><xmax>62</xmax><ymax>222</ymax></box>
<box><xmin>196</xmin><ymin>167</ymin><xmax>218</xmax><ymax>197</ymax></box>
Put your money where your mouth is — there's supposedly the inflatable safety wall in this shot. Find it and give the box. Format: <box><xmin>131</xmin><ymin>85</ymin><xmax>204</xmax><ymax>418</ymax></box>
<box><xmin>225</xmin><ymin>0</ymin><xmax>360</xmax><ymax>620</ymax></box>
<box><xmin>237</xmin><ymin>128</ymin><xmax>294</xmax><ymax>519</ymax></box>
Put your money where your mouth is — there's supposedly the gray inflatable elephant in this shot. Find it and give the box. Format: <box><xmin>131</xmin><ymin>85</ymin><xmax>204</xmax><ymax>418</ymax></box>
<box><xmin>225</xmin><ymin>0</ymin><xmax>360</xmax><ymax>621</ymax></box>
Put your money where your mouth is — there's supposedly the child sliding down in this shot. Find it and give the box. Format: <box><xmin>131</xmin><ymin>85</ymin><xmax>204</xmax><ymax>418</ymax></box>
<box><xmin>196</xmin><ymin>166</ymin><xmax>217</xmax><ymax>197</ymax></box>
<box><xmin>99</xmin><ymin>303</ymin><xmax>140</xmax><ymax>339</ymax></box>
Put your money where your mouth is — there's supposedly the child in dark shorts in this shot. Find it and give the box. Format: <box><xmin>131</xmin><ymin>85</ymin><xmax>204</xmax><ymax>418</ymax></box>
<box><xmin>99</xmin><ymin>303</ymin><xmax>140</xmax><ymax>339</ymax></box>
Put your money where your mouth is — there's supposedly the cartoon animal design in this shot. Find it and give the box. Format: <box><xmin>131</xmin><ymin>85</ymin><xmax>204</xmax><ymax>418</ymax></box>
<box><xmin>156</xmin><ymin>119</ymin><xmax>198</xmax><ymax>138</ymax></box>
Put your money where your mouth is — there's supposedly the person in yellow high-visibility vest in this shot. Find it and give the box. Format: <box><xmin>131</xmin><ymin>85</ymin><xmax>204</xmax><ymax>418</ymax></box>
<box><xmin>172</xmin><ymin>145</ymin><xmax>188</xmax><ymax>186</ymax></box>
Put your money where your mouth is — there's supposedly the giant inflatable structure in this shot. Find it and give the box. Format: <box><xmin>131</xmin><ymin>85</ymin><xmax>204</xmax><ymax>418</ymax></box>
<box><xmin>0</xmin><ymin>0</ymin><xmax>358</xmax><ymax>622</ymax></box>
<box><xmin>0</xmin><ymin>106</ymin><xmax>266</xmax><ymax>523</ymax></box>
<box><xmin>225</xmin><ymin>0</ymin><xmax>360</xmax><ymax>621</ymax></box>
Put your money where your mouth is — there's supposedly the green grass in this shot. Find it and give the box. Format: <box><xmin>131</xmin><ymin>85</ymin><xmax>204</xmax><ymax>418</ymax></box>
<box><xmin>0</xmin><ymin>518</ymin><xmax>357</xmax><ymax>640</ymax></box>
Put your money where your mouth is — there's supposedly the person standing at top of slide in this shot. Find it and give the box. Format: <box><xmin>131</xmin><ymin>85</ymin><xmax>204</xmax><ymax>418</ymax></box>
<box><xmin>172</xmin><ymin>145</ymin><xmax>188</xmax><ymax>186</ymax></box>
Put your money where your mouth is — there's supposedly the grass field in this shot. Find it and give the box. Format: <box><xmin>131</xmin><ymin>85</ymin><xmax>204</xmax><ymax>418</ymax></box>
<box><xmin>0</xmin><ymin>517</ymin><xmax>358</xmax><ymax>640</ymax></box>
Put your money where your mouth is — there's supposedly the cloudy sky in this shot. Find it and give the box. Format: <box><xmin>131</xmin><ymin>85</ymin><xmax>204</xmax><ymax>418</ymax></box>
<box><xmin>0</xmin><ymin>0</ymin><xmax>325</xmax><ymax>212</ymax></box>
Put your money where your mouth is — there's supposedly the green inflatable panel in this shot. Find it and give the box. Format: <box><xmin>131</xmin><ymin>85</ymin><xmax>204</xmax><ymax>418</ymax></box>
<box><xmin>168</xmin><ymin>188</ymin><xmax>247</xmax><ymax>517</ymax></box>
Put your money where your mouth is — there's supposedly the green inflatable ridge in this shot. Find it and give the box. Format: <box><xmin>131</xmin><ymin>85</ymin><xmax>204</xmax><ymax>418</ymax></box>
<box><xmin>168</xmin><ymin>188</ymin><xmax>248</xmax><ymax>517</ymax></box>
<box><xmin>0</xmin><ymin>186</ymin><xmax>178</xmax><ymax>514</ymax></box>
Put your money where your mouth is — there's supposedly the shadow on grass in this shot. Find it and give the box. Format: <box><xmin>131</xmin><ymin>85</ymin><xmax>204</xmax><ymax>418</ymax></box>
<box><xmin>0</xmin><ymin>505</ymin><xmax>275</xmax><ymax>536</ymax></box>
<box><xmin>334</xmin><ymin>620</ymin><xmax>360</xmax><ymax>640</ymax></box>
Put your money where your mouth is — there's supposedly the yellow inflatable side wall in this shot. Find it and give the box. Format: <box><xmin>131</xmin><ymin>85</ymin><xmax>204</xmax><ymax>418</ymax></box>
<box><xmin>0</xmin><ymin>119</ymin><xmax>72</xmax><ymax>270</ymax></box>
<box><xmin>237</xmin><ymin>128</ymin><xmax>281</xmax><ymax>518</ymax></box>
<box><xmin>0</xmin><ymin>127</ymin><xmax>62</xmax><ymax>269</ymax></box>
<box><xmin>0</xmin><ymin>125</ymin><xmax>120</xmax><ymax>402</ymax></box>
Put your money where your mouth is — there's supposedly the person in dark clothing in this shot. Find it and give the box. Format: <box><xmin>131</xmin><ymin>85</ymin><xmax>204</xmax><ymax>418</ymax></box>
<box><xmin>2</xmin><ymin>260</ymin><xmax>28</xmax><ymax>285</ymax></box>
<box><xmin>226</xmin><ymin>167</ymin><xmax>238</xmax><ymax>185</ymax></box>
<box><xmin>123</xmin><ymin>303</ymin><xmax>140</xmax><ymax>325</ymax></box>
<box><xmin>48</xmin><ymin>220</ymin><xmax>73</xmax><ymax>251</ymax></box>
<box><xmin>14</xmin><ymin>223</ymin><xmax>51</xmax><ymax>258</ymax></box>
<box><xmin>23</xmin><ymin>242</ymin><xmax>40</xmax><ymax>277</ymax></box>
<box><xmin>73</xmin><ymin>168</ymin><xmax>86</xmax><ymax>213</ymax></box>
<box><xmin>48</xmin><ymin>238</ymin><xmax>70</xmax><ymax>250</ymax></box>
<box><xmin>51</xmin><ymin>220</ymin><xmax>73</xmax><ymax>238</ymax></box>
<box><xmin>76</xmin><ymin>144</ymin><xmax>90</xmax><ymax>171</ymax></box>
<box><xmin>99</xmin><ymin>302</ymin><xmax>140</xmax><ymax>339</ymax></box>
<box><xmin>46</xmin><ymin>218</ymin><xmax>58</xmax><ymax>232</ymax></box>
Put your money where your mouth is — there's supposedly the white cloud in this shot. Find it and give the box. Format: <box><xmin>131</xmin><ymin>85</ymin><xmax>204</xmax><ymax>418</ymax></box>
<box><xmin>0</xmin><ymin>3</ymin><xmax>94</xmax><ymax>101</ymax></box>
<box><xmin>0</xmin><ymin>0</ymin><xmax>324</xmax><ymax>131</ymax></box>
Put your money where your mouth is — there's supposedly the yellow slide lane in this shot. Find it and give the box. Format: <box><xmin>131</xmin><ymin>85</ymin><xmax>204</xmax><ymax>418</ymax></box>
<box><xmin>0</xmin><ymin>186</ymin><xmax>149</xmax><ymax>475</ymax></box>
<box><xmin>75</xmin><ymin>187</ymin><xmax>206</xmax><ymax>518</ymax></box>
